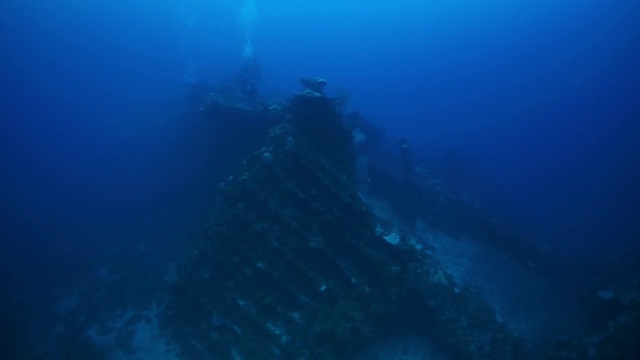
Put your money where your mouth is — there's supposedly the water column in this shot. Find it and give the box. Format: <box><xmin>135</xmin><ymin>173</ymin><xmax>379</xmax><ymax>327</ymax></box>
<box><xmin>239</xmin><ymin>0</ymin><xmax>257</xmax><ymax>61</ymax></box>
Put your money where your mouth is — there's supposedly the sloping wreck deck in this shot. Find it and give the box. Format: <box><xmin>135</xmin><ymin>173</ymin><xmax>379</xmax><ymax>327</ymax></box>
<box><xmin>163</xmin><ymin>89</ymin><xmax>529</xmax><ymax>359</ymax></box>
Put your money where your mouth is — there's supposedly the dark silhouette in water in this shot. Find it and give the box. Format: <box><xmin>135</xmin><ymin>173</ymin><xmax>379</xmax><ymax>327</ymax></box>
<box><xmin>164</xmin><ymin>82</ymin><xmax>530</xmax><ymax>360</ymax></box>
<box><xmin>234</xmin><ymin>58</ymin><xmax>263</xmax><ymax>108</ymax></box>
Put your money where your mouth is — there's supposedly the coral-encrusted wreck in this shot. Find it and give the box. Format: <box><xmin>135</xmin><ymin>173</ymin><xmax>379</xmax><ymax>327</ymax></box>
<box><xmin>163</xmin><ymin>86</ymin><xmax>529</xmax><ymax>359</ymax></box>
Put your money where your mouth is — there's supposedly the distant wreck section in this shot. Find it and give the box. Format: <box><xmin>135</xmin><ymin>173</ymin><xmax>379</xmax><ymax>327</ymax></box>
<box><xmin>163</xmin><ymin>80</ymin><xmax>529</xmax><ymax>360</ymax></box>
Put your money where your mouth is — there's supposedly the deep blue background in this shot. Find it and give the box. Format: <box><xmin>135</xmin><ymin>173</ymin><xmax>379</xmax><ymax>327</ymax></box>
<box><xmin>1</xmin><ymin>0</ymin><xmax>639</xmax><ymax>315</ymax></box>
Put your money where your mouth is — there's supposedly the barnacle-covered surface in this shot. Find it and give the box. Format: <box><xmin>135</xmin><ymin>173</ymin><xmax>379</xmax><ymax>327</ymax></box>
<box><xmin>163</xmin><ymin>94</ymin><xmax>529</xmax><ymax>359</ymax></box>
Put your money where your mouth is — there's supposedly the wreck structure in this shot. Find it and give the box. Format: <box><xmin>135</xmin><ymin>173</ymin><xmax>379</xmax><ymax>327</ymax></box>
<box><xmin>163</xmin><ymin>80</ymin><xmax>531</xmax><ymax>359</ymax></box>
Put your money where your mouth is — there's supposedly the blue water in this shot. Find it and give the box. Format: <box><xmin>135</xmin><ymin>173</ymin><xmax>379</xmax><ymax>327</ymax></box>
<box><xmin>1</xmin><ymin>0</ymin><xmax>639</xmax><ymax>358</ymax></box>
